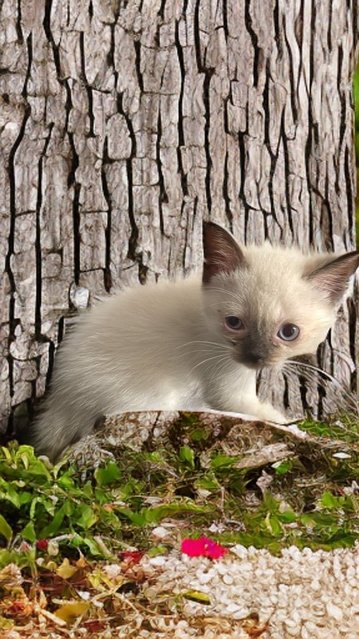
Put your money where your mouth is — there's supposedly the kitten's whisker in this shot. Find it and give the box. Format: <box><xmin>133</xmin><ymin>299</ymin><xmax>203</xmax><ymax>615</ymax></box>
<box><xmin>177</xmin><ymin>340</ymin><xmax>231</xmax><ymax>350</ymax></box>
<box><xmin>177</xmin><ymin>348</ymin><xmax>229</xmax><ymax>361</ymax></box>
<box><xmin>286</xmin><ymin>360</ymin><xmax>345</xmax><ymax>389</ymax></box>
<box><xmin>283</xmin><ymin>366</ymin><xmax>357</xmax><ymax>413</ymax></box>
<box><xmin>209</xmin><ymin>356</ymin><xmax>232</xmax><ymax>383</ymax></box>
<box><xmin>189</xmin><ymin>353</ymin><xmax>230</xmax><ymax>374</ymax></box>
<box><xmin>283</xmin><ymin>362</ymin><xmax>358</xmax><ymax>413</ymax></box>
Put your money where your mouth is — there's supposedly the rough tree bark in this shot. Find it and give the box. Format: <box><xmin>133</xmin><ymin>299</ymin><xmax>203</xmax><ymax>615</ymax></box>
<box><xmin>0</xmin><ymin>0</ymin><xmax>358</xmax><ymax>432</ymax></box>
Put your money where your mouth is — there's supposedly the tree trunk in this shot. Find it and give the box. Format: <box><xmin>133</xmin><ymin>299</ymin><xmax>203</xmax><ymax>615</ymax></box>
<box><xmin>1</xmin><ymin>0</ymin><xmax>358</xmax><ymax>433</ymax></box>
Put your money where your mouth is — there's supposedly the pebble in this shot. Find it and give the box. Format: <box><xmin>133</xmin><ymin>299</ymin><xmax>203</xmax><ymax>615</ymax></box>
<box><xmin>140</xmin><ymin>543</ymin><xmax>359</xmax><ymax>638</ymax></box>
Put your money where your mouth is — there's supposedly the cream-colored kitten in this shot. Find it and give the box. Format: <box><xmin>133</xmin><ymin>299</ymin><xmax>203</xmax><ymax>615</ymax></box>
<box><xmin>31</xmin><ymin>222</ymin><xmax>359</xmax><ymax>460</ymax></box>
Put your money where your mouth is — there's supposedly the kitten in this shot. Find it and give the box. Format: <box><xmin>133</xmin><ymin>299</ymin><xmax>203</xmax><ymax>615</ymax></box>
<box><xmin>31</xmin><ymin>222</ymin><xmax>359</xmax><ymax>461</ymax></box>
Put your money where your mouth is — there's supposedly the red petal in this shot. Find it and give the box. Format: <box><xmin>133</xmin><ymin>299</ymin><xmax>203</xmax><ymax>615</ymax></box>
<box><xmin>181</xmin><ymin>536</ymin><xmax>228</xmax><ymax>559</ymax></box>
<box><xmin>36</xmin><ymin>539</ymin><xmax>49</xmax><ymax>551</ymax></box>
<box><xmin>119</xmin><ymin>550</ymin><xmax>144</xmax><ymax>564</ymax></box>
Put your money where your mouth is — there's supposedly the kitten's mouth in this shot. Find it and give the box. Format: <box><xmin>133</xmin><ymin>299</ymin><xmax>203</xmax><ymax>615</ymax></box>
<box><xmin>232</xmin><ymin>350</ymin><xmax>279</xmax><ymax>370</ymax></box>
<box><xmin>232</xmin><ymin>353</ymin><xmax>269</xmax><ymax>370</ymax></box>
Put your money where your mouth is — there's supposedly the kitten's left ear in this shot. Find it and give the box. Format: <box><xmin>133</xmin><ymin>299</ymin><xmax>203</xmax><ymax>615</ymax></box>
<box><xmin>305</xmin><ymin>251</ymin><xmax>359</xmax><ymax>303</ymax></box>
<box><xmin>202</xmin><ymin>221</ymin><xmax>247</xmax><ymax>284</ymax></box>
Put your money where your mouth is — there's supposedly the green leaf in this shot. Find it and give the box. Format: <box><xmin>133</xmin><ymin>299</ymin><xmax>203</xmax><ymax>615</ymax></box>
<box><xmin>40</xmin><ymin>502</ymin><xmax>72</xmax><ymax>538</ymax></box>
<box><xmin>264</xmin><ymin>513</ymin><xmax>283</xmax><ymax>537</ymax></box>
<box><xmin>211</xmin><ymin>454</ymin><xmax>237</xmax><ymax>469</ymax></box>
<box><xmin>81</xmin><ymin>536</ymin><xmax>111</xmax><ymax>557</ymax></box>
<box><xmin>95</xmin><ymin>461</ymin><xmax>122</xmax><ymax>487</ymax></box>
<box><xmin>278</xmin><ymin>510</ymin><xmax>297</xmax><ymax>524</ymax></box>
<box><xmin>189</xmin><ymin>427</ymin><xmax>209</xmax><ymax>442</ymax></box>
<box><xmin>0</xmin><ymin>548</ymin><xmax>35</xmax><ymax>570</ymax></box>
<box><xmin>147</xmin><ymin>545</ymin><xmax>167</xmax><ymax>557</ymax></box>
<box><xmin>272</xmin><ymin>459</ymin><xmax>293</xmax><ymax>475</ymax></box>
<box><xmin>0</xmin><ymin>480</ymin><xmax>21</xmax><ymax>508</ymax></box>
<box><xmin>21</xmin><ymin>521</ymin><xmax>37</xmax><ymax>542</ymax></box>
<box><xmin>179</xmin><ymin>446</ymin><xmax>195</xmax><ymax>469</ymax></box>
<box><xmin>0</xmin><ymin>514</ymin><xmax>13</xmax><ymax>543</ymax></box>
<box><xmin>195</xmin><ymin>475</ymin><xmax>220</xmax><ymax>492</ymax></box>
<box><xmin>320</xmin><ymin>491</ymin><xmax>342</xmax><ymax>510</ymax></box>
<box><xmin>75</xmin><ymin>505</ymin><xmax>98</xmax><ymax>530</ymax></box>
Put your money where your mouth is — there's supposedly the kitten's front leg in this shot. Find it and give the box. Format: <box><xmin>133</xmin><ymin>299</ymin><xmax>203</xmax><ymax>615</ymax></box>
<box><xmin>205</xmin><ymin>368</ymin><xmax>288</xmax><ymax>424</ymax></box>
<box><xmin>241</xmin><ymin>399</ymin><xmax>288</xmax><ymax>424</ymax></box>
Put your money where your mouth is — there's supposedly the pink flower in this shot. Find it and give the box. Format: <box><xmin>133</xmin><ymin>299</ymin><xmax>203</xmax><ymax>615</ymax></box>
<box><xmin>181</xmin><ymin>536</ymin><xmax>228</xmax><ymax>560</ymax></box>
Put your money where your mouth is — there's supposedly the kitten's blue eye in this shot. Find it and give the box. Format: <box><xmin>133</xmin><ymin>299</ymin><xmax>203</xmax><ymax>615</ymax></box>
<box><xmin>225</xmin><ymin>316</ymin><xmax>245</xmax><ymax>331</ymax></box>
<box><xmin>277</xmin><ymin>323</ymin><xmax>300</xmax><ymax>341</ymax></box>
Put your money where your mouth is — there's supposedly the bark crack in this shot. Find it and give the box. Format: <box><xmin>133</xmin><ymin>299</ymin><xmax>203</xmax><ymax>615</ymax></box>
<box><xmin>156</xmin><ymin>109</ymin><xmax>168</xmax><ymax>236</ymax></box>
<box><xmin>134</xmin><ymin>40</ymin><xmax>144</xmax><ymax>93</ymax></box>
<box><xmin>174</xmin><ymin>18</ymin><xmax>188</xmax><ymax>196</ymax></box>
<box><xmin>79</xmin><ymin>31</ymin><xmax>95</xmax><ymax>138</ymax></box>
<box><xmin>101</xmin><ymin>137</ymin><xmax>112</xmax><ymax>292</ymax></box>
<box><xmin>344</xmin><ymin>147</ymin><xmax>354</xmax><ymax>248</ymax></box>
<box><xmin>222</xmin><ymin>150</ymin><xmax>233</xmax><ymax>231</ymax></box>
<box><xmin>4</xmin><ymin>30</ymin><xmax>32</xmax><ymax>428</ymax></box>
<box><xmin>237</xmin><ymin>131</ymin><xmax>250</xmax><ymax>242</ymax></box>
<box><xmin>273</xmin><ymin>0</ymin><xmax>283</xmax><ymax>59</ymax></box>
<box><xmin>244</xmin><ymin>0</ymin><xmax>259</xmax><ymax>87</ymax></box>
<box><xmin>283</xmin><ymin>26</ymin><xmax>298</xmax><ymax>125</ymax></box>
<box><xmin>203</xmin><ymin>68</ymin><xmax>214</xmax><ymax>215</ymax></box>
<box><xmin>194</xmin><ymin>0</ymin><xmax>203</xmax><ymax>72</ymax></box>
<box><xmin>35</xmin><ymin>122</ymin><xmax>54</xmax><ymax>337</ymax></box>
<box><xmin>222</xmin><ymin>0</ymin><xmax>228</xmax><ymax>38</ymax></box>
<box><xmin>43</xmin><ymin>0</ymin><xmax>61</xmax><ymax>79</ymax></box>
<box><xmin>67</xmin><ymin>132</ymin><xmax>81</xmax><ymax>285</ymax></box>
<box><xmin>16</xmin><ymin>0</ymin><xmax>23</xmax><ymax>43</ymax></box>
<box><xmin>304</xmin><ymin>1</ymin><xmax>315</xmax><ymax>246</ymax></box>
<box><xmin>280</xmin><ymin>111</ymin><xmax>294</xmax><ymax>239</ymax></box>
<box><xmin>157</xmin><ymin>0</ymin><xmax>166</xmax><ymax>20</ymax></box>
<box><xmin>116</xmin><ymin>92</ymin><xmax>146</xmax><ymax>282</ymax></box>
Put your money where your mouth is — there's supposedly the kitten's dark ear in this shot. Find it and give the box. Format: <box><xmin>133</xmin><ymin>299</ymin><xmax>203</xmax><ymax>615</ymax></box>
<box><xmin>305</xmin><ymin>251</ymin><xmax>359</xmax><ymax>303</ymax></box>
<box><xmin>202</xmin><ymin>221</ymin><xmax>247</xmax><ymax>284</ymax></box>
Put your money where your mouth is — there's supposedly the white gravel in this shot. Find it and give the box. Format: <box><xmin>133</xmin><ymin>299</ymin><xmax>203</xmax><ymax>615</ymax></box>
<box><xmin>141</xmin><ymin>544</ymin><xmax>359</xmax><ymax>638</ymax></box>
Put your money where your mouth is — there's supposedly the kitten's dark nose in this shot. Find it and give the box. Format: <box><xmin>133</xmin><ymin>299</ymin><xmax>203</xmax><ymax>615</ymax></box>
<box><xmin>244</xmin><ymin>352</ymin><xmax>265</xmax><ymax>365</ymax></box>
<box><xmin>241</xmin><ymin>345</ymin><xmax>268</xmax><ymax>368</ymax></box>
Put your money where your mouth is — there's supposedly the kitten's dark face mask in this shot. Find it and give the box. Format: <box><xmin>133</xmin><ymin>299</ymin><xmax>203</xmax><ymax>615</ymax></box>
<box><xmin>222</xmin><ymin>315</ymin><xmax>302</xmax><ymax>369</ymax></box>
<box><xmin>223</xmin><ymin>320</ymin><xmax>299</xmax><ymax>369</ymax></box>
<box><xmin>230</xmin><ymin>333</ymin><xmax>274</xmax><ymax>369</ymax></box>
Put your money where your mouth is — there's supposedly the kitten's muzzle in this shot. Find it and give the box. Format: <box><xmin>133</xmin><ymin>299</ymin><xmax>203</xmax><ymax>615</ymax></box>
<box><xmin>240</xmin><ymin>352</ymin><xmax>267</xmax><ymax>369</ymax></box>
<box><xmin>234</xmin><ymin>343</ymin><xmax>271</xmax><ymax>369</ymax></box>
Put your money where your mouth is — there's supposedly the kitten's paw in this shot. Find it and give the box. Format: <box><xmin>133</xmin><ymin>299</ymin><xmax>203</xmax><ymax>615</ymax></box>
<box><xmin>256</xmin><ymin>403</ymin><xmax>289</xmax><ymax>425</ymax></box>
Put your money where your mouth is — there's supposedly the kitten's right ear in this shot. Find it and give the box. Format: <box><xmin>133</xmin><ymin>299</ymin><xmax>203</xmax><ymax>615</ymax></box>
<box><xmin>305</xmin><ymin>251</ymin><xmax>359</xmax><ymax>304</ymax></box>
<box><xmin>202</xmin><ymin>221</ymin><xmax>247</xmax><ymax>284</ymax></box>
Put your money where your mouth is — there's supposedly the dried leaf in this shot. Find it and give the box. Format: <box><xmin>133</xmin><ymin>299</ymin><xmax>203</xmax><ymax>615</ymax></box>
<box><xmin>54</xmin><ymin>601</ymin><xmax>90</xmax><ymax>623</ymax></box>
<box><xmin>56</xmin><ymin>558</ymin><xmax>79</xmax><ymax>580</ymax></box>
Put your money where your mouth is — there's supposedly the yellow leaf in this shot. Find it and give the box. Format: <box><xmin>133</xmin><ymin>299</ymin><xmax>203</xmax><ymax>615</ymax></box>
<box><xmin>56</xmin><ymin>558</ymin><xmax>78</xmax><ymax>580</ymax></box>
<box><xmin>44</xmin><ymin>560</ymin><xmax>57</xmax><ymax>572</ymax></box>
<box><xmin>0</xmin><ymin>615</ymin><xmax>14</xmax><ymax>630</ymax></box>
<box><xmin>88</xmin><ymin>569</ymin><xmax>125</xmax><ymax>591</ymax></box>
<box><xmin>182</xmin><ymin>590</ymin><xmax>211</xmax><ymax>605</ymax></box>
<box><xmin>54</xmin><ymin>601</ymin><xmax>90</xmax><ymax>623</ymax></box>
<box><xmin>76</xmin><ymin>556</ymin><xmax>88</xmax><ymax>569</ymax></box>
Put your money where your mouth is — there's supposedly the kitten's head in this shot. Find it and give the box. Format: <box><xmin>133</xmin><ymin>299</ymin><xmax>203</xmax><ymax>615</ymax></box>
<box><xmin>202</xmin><ymin>222</ymin><xmax>359</xmax><ymax>370</ymax></box>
